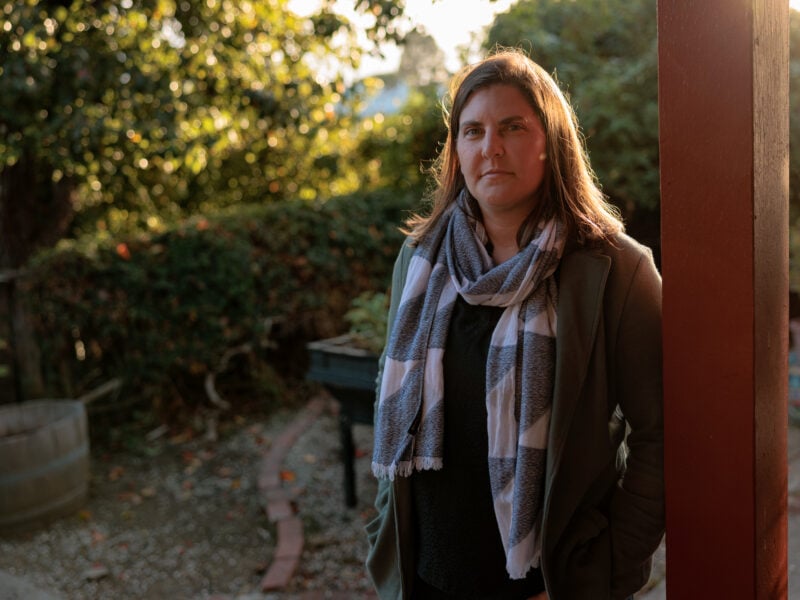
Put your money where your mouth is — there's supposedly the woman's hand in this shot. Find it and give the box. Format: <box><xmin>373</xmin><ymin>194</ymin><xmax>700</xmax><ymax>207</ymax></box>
<box><xmin>526</xmin><ymin>592</ymin><xmax>549</xmax><ymax>600</ymax></box>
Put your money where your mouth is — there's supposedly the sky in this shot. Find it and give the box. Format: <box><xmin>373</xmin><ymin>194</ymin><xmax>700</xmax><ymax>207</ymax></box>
<box><xmin>288</xmin><ymin>0</ymin><xmax>516</xmax><ymax>77</ymax></box>
<box><xmin>354</xmin><ymin>0</ymin><xmax>517</xmax><ymax>75</ymax></box>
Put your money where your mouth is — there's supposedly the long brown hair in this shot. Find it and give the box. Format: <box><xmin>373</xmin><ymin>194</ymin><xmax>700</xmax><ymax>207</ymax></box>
<box><xmin>406</xmin><ymin>49</ymin><xmax>622</xmax><ymax>247</ymax></box>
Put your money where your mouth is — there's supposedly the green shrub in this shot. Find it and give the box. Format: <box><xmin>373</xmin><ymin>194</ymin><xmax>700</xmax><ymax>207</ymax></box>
<box><xmin>23</xmin><ymin>222</ymin><xmax>258</xmax><ymax>411</ymax></box>
<box><xmin>19</xmin><ymin>189</ymin><xmax>417</xmax><ymax>418</ymax></box>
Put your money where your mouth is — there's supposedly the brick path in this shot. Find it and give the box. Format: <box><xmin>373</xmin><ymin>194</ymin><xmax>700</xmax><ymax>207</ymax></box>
<box><xmin>256</xmin><ymin>396</ymin><xmax>327</xmax><ymax>592</ymax></box>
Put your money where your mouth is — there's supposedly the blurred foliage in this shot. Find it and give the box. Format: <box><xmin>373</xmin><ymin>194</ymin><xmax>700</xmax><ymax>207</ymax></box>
<box><xmin>18</xmin><ymin>190</ymin><xmax>417</xmax><ymax>417</ymax></box>
<box><xmin>355</xmin><ymin>82</ymin><xmax>447</xmax><ymax>195</ymax></box>
<box><xmin>9</xmin><ymin>0</ymin><xmax>800</xmax><ymax>417</ymax></box>
<box><xmin>486</xmin><ymin>0</ymin><xmax>659</xmax><ymax>219</ymax></box>
<box><xmin>0</xmin><ymin>0</ymin><xmax>406</xmax><ymax>242</ymax></box>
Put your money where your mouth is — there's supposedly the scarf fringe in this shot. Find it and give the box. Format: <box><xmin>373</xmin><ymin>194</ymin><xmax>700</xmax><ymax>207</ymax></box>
<box><xmin>371</xmin><ymin>457</ymin><xmax>443</xmax><ymax>481</ymax></box>
<box><xmin>507</xmin><ymin>551</ymin><xmax>541</xmax><ymax>580</ymax></box>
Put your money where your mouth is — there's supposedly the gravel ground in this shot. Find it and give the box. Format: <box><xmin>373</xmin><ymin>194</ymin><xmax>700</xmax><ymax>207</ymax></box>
<box><xmin>0</xmin><ymin>401</ymin><xmax>378</xmax><ymax>600</ymax></box>
<box><xmin>0</xmin><ymin>397</ymin><xmax>664</xmax><ymax>600</ymax></box>
<box><xmin>280</xmin><ymin>410</ymin><xmax>378</xmax><ymax>598</ymax></box>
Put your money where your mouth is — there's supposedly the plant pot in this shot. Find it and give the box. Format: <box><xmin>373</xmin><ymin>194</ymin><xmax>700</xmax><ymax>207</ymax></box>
<box><xmin>306</xmin><ymin>334</ymin><xmax>379</xmax><ymax>391</ymax></box>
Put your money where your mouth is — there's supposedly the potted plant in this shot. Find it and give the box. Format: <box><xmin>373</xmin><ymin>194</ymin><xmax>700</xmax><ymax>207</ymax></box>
<box><xmin>305</xmin><ymin>291</ymin><xmax>388</xmax><ymax>507</ymax></box>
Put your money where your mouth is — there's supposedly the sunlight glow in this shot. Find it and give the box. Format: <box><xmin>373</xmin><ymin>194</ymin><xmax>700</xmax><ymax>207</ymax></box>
<box><xmin>288</xmin><ymin>0</ymin><xmax>515</xmax><ymax>77</ymax></box>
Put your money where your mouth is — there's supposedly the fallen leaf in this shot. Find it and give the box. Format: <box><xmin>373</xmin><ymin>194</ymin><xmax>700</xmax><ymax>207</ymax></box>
<box><xmin>77</xmin><ymin>509</ymin><xmax>92</xmax><ymax>522</ymax></box>
<box><xmin>140</xmin><ymin>486</ymin><xmax>156</xmax><ymax>498</ymax></box>
<box><xmin>117</xmin><ymin>491</ymin><xmax>142</xmax><ymax>505</ymax></box>
<box><xmin>108</xmin><ymin>466</ymin><xmax>125</xmax><ymax>481</ymax></box>
<box><xmin>216</xmin><ymin>466</ymin><xmax>234</xmax><ymax>478</ymax></box>
<box><xmin>91</xmin><ymin>530</ymin><xmax>106</xmax><ymax>545</ymax></box>
<box><xmin>230</xmin><ymin>478</ymin><xmax>241</xmax><ymax>490</ymax></box>
<box><xmin>279</xmin><ymin>470</ymin><xmax>295</xmax><ymax>482</ymax></box>
<box><xmin>169</xmin><ymin>430</ymin><xmax>193</xmax><ymax>444</ymax></box>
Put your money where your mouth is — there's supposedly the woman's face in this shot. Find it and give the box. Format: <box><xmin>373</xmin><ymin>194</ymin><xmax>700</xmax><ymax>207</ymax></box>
<box><xmin>456</xmin><ymin>84</ymin><xmax>547</xmax><ymax>223</ymax></box>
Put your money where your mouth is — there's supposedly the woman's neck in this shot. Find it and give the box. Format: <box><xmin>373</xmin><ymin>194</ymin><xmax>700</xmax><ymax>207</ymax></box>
<box><xmin>483</xmin><ymin>217</ymin><xmax>521</xmax><ymax>264</ymax></box>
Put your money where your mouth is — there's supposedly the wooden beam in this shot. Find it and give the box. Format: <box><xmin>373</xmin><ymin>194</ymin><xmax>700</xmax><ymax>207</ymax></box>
<box><xmin>658</xmin><ymin>1</ymin><xmax>789</xmax><ymax>598</ymax></box>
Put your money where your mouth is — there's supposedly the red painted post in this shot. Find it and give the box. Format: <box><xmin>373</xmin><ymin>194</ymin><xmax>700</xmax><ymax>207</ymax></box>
<box><xmin>658</xmin><ymin>1</ymin><xmax>789</xmax><ymax>598</ymax></box>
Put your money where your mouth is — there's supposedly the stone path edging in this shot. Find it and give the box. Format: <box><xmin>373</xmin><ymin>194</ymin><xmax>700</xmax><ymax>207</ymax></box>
<box><xmin>256</xmin><ymin>395</ymin><xmax>327</xmax><ymax>592</ymax></box>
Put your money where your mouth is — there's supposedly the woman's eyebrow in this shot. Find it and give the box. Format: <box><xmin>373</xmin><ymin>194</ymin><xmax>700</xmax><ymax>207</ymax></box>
<box><xmin>460</xmin><ymin>115</ymin><xmax>527</xmax><ymax>127</ymax></box>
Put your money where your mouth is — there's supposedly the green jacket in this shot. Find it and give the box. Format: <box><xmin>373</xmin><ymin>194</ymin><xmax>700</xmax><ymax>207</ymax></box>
<box><xmin>365</xmin><ymin>233</ymin><xmax>664</xmax><ymax>600</ymax></box>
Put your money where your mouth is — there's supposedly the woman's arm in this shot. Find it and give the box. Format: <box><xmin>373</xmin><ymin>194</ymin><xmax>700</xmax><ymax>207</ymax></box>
<box><xmin>608</xmin><ymin>249</ymin><xmax>664</xmax><ymax>599</ymax></box>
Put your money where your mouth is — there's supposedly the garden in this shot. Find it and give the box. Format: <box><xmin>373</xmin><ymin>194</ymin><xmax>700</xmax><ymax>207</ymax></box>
<box><xmin>0</xmin><ymin>0</ymin><xmax>798</xmax><ymax>598</ymax></box>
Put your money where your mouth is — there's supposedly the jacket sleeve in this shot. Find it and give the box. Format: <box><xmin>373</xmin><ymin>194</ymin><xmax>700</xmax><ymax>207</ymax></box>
<box><xmin>609</xmin><ymin>248</ymin><xmax>664</xmax><ymax>599</ymax></box>
<box><xmin>365</xmin><ymin>239</ymin><xmax>413</xmax><ymax>600</ymax></box>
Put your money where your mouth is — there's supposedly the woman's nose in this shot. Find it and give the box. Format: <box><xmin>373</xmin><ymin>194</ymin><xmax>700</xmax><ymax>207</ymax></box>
<box><xmin>481</xmin><ymin>130</ymin><xmax>504</xmax><ymax>158</ymax></box>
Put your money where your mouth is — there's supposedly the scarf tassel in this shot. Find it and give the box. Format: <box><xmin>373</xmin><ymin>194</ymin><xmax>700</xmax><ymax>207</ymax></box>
<box><xmin>371</xmin><ymin>430</ymin><xmax>443</xmax><ymax>480</ymax></box>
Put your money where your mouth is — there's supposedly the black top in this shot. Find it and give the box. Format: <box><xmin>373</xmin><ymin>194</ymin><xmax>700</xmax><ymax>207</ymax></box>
<box><xmin>411</xmin><ymin>296</ymin><xmax>546</xmax><ymax>599</ymax></box>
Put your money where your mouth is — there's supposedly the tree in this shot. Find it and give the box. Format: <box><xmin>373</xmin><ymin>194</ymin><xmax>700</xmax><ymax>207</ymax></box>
<box><xmin>0</xmin><ymin>0</ymin><xmax>406</xmax><ymax>400</ymax></box>
<box><xmin>485</xmin><ymin>0</ymin><xmax>659</xmax><ymax>248</ymax></box>
<box><xmin>399</xmin><ymin>30</ymin><xmax>448</xmax><ymax>87</ymax></box>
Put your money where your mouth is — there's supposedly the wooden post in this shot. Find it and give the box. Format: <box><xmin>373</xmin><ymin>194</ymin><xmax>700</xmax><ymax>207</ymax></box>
<box><xmin>658</xmin><ymin>1</ymin><xmax>789</xmax><ymax>598</ymax></box>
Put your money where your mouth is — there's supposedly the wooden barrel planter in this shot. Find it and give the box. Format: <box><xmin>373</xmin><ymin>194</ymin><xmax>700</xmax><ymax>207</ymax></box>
<box><xmin>0</xmin><ymin>400</ymin><xmax>90</xmax><ymax>533</ymax></box>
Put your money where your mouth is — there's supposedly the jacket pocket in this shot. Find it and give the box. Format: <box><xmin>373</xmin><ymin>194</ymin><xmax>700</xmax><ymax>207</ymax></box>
<box><xmin>555</xmin><ymin>508</ymin><xmax>612</xmax><ymax>600</ymax></box>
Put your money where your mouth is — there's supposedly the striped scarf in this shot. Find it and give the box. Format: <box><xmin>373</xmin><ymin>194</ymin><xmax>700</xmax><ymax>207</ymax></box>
<box><xmin>372</xmin><ymin>193</ymin><xmax>565</xmax><ymax>579</ymax></box>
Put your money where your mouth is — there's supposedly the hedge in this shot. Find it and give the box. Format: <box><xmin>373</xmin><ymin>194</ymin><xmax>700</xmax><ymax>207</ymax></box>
<box><xmin>19</xmin><ymin>189</ymin><xmax>418</xmax><ymax>417</ymax></box>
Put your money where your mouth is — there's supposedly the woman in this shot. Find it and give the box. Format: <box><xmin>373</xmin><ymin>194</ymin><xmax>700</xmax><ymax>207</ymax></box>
<box><xmin>366</xmin><ymin>50</ymin><xmax>663</xmax><ymax>600</ymax></box>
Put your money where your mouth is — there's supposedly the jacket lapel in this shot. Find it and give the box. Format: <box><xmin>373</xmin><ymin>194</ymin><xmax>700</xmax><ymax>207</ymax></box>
<box><xmin>545</xmin><ymin>247</ymin><xmax>611</xmax><ymax>493</ymax></box>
